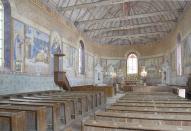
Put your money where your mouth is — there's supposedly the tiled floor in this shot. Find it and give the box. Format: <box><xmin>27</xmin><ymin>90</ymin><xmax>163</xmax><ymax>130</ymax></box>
<box><xmin>69</xmin><ymin>93</ymin><xmax>125</xmax><ymax>131</ymax></box>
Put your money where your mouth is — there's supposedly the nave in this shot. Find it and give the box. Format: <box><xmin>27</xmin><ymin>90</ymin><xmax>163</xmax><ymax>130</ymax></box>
<box><xmin>1</xmin><ymin>0</ymin><xmax>191</xmax><ymax>130</ymax></box>
<box><xmin>0</xmin><ymin>85</ymin><xmax>190</xmax><ymax>131</ymax></box>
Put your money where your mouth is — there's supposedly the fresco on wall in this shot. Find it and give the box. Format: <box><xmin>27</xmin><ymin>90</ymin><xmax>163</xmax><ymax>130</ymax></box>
<box><xmin>62</xmin><ymin>43</ymin><xmax>77</xmax><ymax>71</ymax></box>
<box><xmin>13</xmin><ymin>20</ymin><xmax>25</xmax><ymax>71</ymax></box>
<box><xmin>170</xmin><ymin>50</ymin><xmax>176</xmax><ymax>72</ymax></box>
<box><xmin>120</xmin><ymin>60</ymin><xmax>126</xmax><ymax>77</ymax></box>
<box><xmin>100</xmin><ymin>59</ymin><xmax>107</xmax><ymax>76</ymax></box>
<box><xmin>50</xmin><ymin>32</ymin><xmax>62</xmax><ymax>74</ymax></box>
<box><xmin>100</xmin><ymin>59</ymin><xmax>126</xmax><ymax>83</ymax></box>
<box><xmin>139</xmin><ymin>56</ymin><xmax>164</xmax><ymax>84</ymax></box>
<box><xmin>107</xmin><ymin>60</ymin><xmax>120</xmax><ymax>74</ymax></box>
<box><xmin>68</xmin><ymin>46</ymin><xmax>75</xmax><ymax>67</ymax></box>
<box><xmin>86</xmin><ymin>54</ymin><xmax>94</xmax><ymax>77</ymax></box>
<box><xmin>65</xmin><ymin>44</ymin><xmax>75</xmax><ymax>67</ymax></box>
<box><xmin>13</xmin><ymin>19</ymin><xmax>50</xmax><ymax>74</ymax></box>
<box><xmin>25</xmin><ymin>26</ymin><xmax>50</xmax><ymax>74</ymax></box>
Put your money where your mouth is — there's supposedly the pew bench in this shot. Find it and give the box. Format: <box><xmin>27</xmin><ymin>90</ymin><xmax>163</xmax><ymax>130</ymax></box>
<box><xmin>117</xmin><ymin>99</ymin><xmax>191</xmax><ymax>104</ymax></box>
<box><xmin>119</xmin><ymin>97</ymin><xmax>186</xmax><ymax>101</ymax></box>
<box><xmin>112</xmin><ymin>102</ymin><xmax>191</xmax><ymax>108</ymax></box>
<box><xmin>83</xmin><ymin>120</ymin><xmax>191</xmax><ymax>131</ymax></box>
<box><xmin>46</xmin><ymin>91</ymin><xmax>105</xmax><ymax>109</ymax></box>
<box><xmin>0</xmin><ymin>105</ymin><xmax>46</xmax><ymax>131</ymax></box>
<box><xmin>107</xmin><ymin>106</ymin><xmax>191</xmax><ymax>115</ymax></box>
<box><xmin>124</xmin><ymin>92</ymin><xmax>175</xmax><ymax>95</ymax></box>
<box><xmin>9</xmin><ymin>98</ymin><xmax>75</xmax><ymax>130</ymax></box>
<box><xmin>95</xmin><ymin>111</ymin><xmax>191</xmax><ymax>126</ymax></box>
<box><xmin>40</xmin><ymin>94</ymin><xmax>88</xmax><ymax>114</ymax></box>
<box><xmin>34</xmin><ymin>95</ymin><xmax>83</xmax><ymax>117</ymax></box>
<box><xmin>0</xmin><ymin>111</ymin><xmax>26</xmax><ymax>131</ymax></box>
<box><xmin>0</xmin><ymin>100</ymin><xmax>60</xmax><ymax>131</ymax></box>
<box><xmin>20</xmin><ymin>97</ymin><xmax>72</xmax><ymax>125</ymax></box>
<box><xmin>23</xmin><ymin>95</ymin><xmax>78</xmax><ymax>119</ymax></box>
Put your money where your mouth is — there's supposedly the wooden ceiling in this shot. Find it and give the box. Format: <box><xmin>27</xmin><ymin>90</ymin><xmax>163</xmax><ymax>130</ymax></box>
<box><xmin>43</xmin><ymin>0</ymin><xmax>191</xmax><ymax>45</ymax></box>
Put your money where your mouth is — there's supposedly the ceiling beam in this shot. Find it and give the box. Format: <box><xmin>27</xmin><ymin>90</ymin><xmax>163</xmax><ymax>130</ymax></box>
<box><xmin>94</xmin><ymin>31</ymin><xmax>167</xmax><ymax>39</ymax></box>
<box><xmin>75</xmin><ymin>9</ymin><xmax>183</xmax><ymax>24</ymax></box>
<box><xmin>57</xmin><ymin>0</ymin><xmax>188</xmax><ymax>12</ymax></box>
<box><xmin>58</xmin><ymin>0</ymin><xmax>140</xmax><ymax>12</ymax></box>
<box><xmin>84</xmin><ymin>19</ymin><xmax>176</xmax><ymax>32</ymax></box>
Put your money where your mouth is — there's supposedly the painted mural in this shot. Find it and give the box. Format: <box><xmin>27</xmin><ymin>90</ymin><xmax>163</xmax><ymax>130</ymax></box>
<box><xmin>86</xmin><ymin>54</ymin><xmax>94</xmax><ymax>77</ymax></box>
<box><xmin>170</xmin><ymin>50</ymin><xmax>176</xmax><ymax>72</ymax></box>
<box><xmin>13</xmin><ymin>19</ymin><xmax>50</xmax><ymax>74</ymax></box>
<box><xmin>50</xmin><ymin>32</ymin><xmax>62</xmax><ymax>74</ymax></box>
<box><xmin>63</xmin><ymin>44</ymin><xmax>76</xmax><ymax>68</ymax></box>
<box><xmin>139</xmin><ymin>56</ymin><xmax>164</xmax><ymax>84</ymax></box>
<box><xmin>100</xmin><ymin>59</ymin><xmax>126</xmax><ymax>83</ymax></box>
<box><xmin>25</xmin><ymin>25</ymin><xmax>49</xmax><ymax>74</ymax></box>
<box><xmin>100</xmin><ymin>59</ymin><xmax>107</xmax><ymax>76</ymax></box>
<box><xmin>13</xmin><ymin>20</ymin><xmax>25</xmax><ymax>71</ymax></box>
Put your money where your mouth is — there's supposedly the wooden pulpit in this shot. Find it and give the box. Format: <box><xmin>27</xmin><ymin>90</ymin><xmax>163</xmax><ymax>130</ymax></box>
<box><xmin>54</xmin><ymin>54</ymin><xmax>71</xmax><ymax>90</ymax></box>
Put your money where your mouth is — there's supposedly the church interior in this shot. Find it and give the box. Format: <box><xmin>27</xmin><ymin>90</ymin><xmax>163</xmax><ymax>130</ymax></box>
<box><xmin>1</xmin><ymin>0</ymin><xmax>191</xmax><ymax>131</ymax></box>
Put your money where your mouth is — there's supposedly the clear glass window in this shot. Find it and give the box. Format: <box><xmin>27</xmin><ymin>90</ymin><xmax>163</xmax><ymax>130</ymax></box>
<box><xmin>127</xmin><ymin>53</ymin><xmax>138</xmax><ymax>74</ymax></box>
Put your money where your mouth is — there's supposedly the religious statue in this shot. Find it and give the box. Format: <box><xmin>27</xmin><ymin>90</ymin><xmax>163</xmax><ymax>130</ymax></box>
<box><xmin>95</xmin><ymin>63</ymin><xmax>103</xmax><ymax>84</ymax></box>
<box><xmin>161</xmin><ymin>60</ymin><xmax>170</xmax><ymax>85</ymax></box>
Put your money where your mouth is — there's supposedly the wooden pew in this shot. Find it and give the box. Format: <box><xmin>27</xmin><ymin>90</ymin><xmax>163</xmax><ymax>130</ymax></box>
<box><xmin>95</xmin><ymin>111</ymin><xmax>191</xmax><ymax>126</ymax></box>
<box><xmin>113</xmin><ymin>102</ymin><xmax>191</xmax><ymax>108</ymax></box>
<box><xmin>70</xmin><ymin>91</ymin><xmax>106</xmax><ymax>108</ymax></box>
<box><xmin>121</xmin><ymin>95</ymin><xmax>182</xmax><ymax>98</ymax></box>
<box><xmin>0</xmin><ymin>101</ymin><xmax>60</xmax><ymax>131</ymax></box>
<box><xmin>0</xmin><ymin>111</ymin><xmax>26</xmax><ymax>131</ymax></box>
<box><xmin>119</xmin><ymin>97</ymin><xmax>186</xmax><ymax>101</ymax></box>
<box><xmin>8</xmin><ymin>98</ymin><xmax>73</xmax><ymax>130</ymax></box>
<box><xmin>0</xmin><ymin>105</ymin><xmax>46</xmax><ymax>131</ymax></box>
<box><xmin>70</xmin><ymin>91</ymin><xmax>105</xmax><ymax>109</ymax></box>
<box><xmin>71</xmin><ymin>85</ymin><xmax>112</xmax><ymax>98</ymax></box>
<box><xmin>45</xmin><ymin>91</ymin><xmax>105</xmax><ymax>109</ymax></box>
<box><xmin>124</xmin><ymin>92</ymin><xmax>175</xmax><ymax>95</ymax></box>
<box><xmin>83</xmin><ymin>120</ymin><xmax>191</xmax><ymax>131</ymax></box>
<box><xmin>68</xmin><ymin>92</ymin><xmax>96</xmax><ymax>110</ymax></box>
<box><xmin>117</xmin><ymin>99</ymin><xmax>191</xmax><ymax>104</ymax></box>
<box><xmin>22</xmin><ymin>96</ymin><xmax>77</xmax><ymax>120</ymax></box>
<box><xmin>40</xmin><ymin>93</ymin><xmax>89</xmax><ymax>114</ymax></box>
<box><xmin>28</xmin><ymin>95</ymin><xmax>81</xmax><ymax>117</ymax></box>
<box><xmin>107</xmin><ymin>106</ymin><xmax>191</xmax><ymax>115</ymax></box>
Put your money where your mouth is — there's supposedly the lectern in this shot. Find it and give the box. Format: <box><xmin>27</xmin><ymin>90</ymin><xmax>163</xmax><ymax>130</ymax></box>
<box><xmin>54</xmin><ymin>54</ymin><xmax>71</xmax><ymax>90</ymax></box>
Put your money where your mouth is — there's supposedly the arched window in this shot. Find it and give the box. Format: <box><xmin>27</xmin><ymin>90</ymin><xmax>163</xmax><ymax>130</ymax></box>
<box><xmin>0</xmin><ymin>1</ymin><xmax>4</xmax><ymax>67</ymax></box>
<box><xmin>127</xmin><ymin>53</ymin><xmax>138</xmax><ymax>74</ymax></box>
<box><xmin>79</xmin><ymin>40</ymin><xmax>85</xmax><ymax>74</ymax></box>
<box><xmin>177</xmin><ymin>33</ymin><xmax>182</xmax><ymax>76</ymax></box>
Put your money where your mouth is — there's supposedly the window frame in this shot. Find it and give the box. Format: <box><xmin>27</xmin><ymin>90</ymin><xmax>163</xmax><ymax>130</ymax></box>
<box><xmin>127</xmin><ymin>53</ymin><xmax>138</xmax><ymax>75</ymax></box>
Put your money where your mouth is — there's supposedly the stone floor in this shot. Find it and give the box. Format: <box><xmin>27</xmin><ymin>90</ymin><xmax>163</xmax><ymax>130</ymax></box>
<box><xmin>70</xmin><ymin>93</ymin><xmax>125</xmax><ymax>131</ymax></box>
